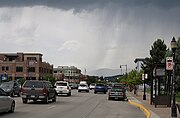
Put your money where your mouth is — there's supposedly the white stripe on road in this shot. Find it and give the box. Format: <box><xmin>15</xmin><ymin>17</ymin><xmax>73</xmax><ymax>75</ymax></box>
<box><xmin>48</xmin><ymin>105</ymin><xmax>56</xmax><ymax>109</ymax></box>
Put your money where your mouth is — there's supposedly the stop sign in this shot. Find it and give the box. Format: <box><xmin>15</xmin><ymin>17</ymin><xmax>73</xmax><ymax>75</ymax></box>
<box><xmin>166</xmin><ymin>57</ymin><xmax>173</xmax><ymax>70</ymax></box>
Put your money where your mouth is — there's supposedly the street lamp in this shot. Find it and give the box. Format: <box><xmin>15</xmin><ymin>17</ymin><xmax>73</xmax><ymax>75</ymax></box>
<box><xmin>120</xmin><ymin>64</ymin><xmax>127</xmax><ymax>75</ymax></box>
<box><xmin>120</xmin><ymin>64</ymin><xmax>127</xmax><ymax>81</ymax></box>
<box><xmin>171</xmin><ymin>37</ymin><xmax>177</xmax><ymax>117</ymax></box>
<box><xmin>142</xmin><ymin>73</ymin><xmax>148</xmax><ymax>100</ymax></box>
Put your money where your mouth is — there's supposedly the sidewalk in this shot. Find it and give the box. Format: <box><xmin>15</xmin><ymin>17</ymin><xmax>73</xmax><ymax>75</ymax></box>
<box><xmin>127</xmin><ymin>91</ymin><xmax>180</xmax><ymax>118</ymax></box>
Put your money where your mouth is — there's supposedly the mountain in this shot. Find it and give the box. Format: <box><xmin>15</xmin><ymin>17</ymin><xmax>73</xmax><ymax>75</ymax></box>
<box><xmin>87</xmin><ymin>68</ymin><xmax>121</xmax><ymax>77</ymax></box>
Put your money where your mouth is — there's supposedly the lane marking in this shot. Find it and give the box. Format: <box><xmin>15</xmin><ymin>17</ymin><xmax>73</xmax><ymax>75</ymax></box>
<box><xmin>128</xmin><ymin>100</ymin><xmax>151</xmax><ymax>118</ymax></box>
<box><xmin>48</xmin><ymin>105</ymin><xmax>56</xmax><ymax>109</ymax></box>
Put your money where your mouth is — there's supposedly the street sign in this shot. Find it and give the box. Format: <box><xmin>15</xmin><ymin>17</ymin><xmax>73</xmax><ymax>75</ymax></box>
<box><xmin>166</xmin><ymin>57</ymin><xmax>173</xmax><ymax>70</ymax></box>
<box><xmin>0</xmin><ymin>74</ymin><xmax>8</xmax><ymax>80</ymax></box>
<box><xmin>142</xmin><ymin>74</ymin><xmax>144</xmax><ymax>80</ymax></box>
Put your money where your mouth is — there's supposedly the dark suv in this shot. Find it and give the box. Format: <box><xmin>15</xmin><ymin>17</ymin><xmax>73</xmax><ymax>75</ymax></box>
<box><xmin>21</xmin><ymin>80</ymin><xmax>56</xmax><ymax>104</ymax></box>
<box><xmin>94</xmin><ymin>83</ymin><xmax>107</xmax><ymax>94</ymax></box>
<box><xmin>108</xmin><ymin>83</ymin><xmax>126</xmax><ymax>101</ymax></box>
<box><xmin>0</xmin><ymin>80</ymin><xmax>21</xmax><ymax>97</ymax></box>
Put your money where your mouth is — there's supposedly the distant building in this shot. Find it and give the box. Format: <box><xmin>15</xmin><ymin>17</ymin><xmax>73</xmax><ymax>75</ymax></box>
<box><xmin>134</xmin><ymin>58</ymin><xmax>145</xmax><ymax>72</ymax></box>
<box><xmin>0</xmin><ymin>52</ymin><xmax>53</xmax><ymax>81</ymax></box>
<box><xmin>53</xmin><ymin>66</ymin><xmax>81</xmax><ymax>83</ymax></box>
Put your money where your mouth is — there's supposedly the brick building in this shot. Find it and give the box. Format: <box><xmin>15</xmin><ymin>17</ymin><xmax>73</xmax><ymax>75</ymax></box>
<box><xmin>0</xmin><ymin>52</ymin><xmax>53</xmax><ymax>81</ymax></box>
<box><xmin>53</xmin><ymin>66</ymin><xmax>82</xmax><ymax>83</ymax></box>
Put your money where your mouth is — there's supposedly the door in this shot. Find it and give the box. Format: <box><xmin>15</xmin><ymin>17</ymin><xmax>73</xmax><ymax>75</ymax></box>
<box><xmin>0</xmin><ymin>88</ymin><xmax>9</xmax><ymax>111</ymax></box>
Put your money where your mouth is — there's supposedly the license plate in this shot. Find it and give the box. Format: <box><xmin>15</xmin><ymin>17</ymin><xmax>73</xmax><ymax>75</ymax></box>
<box><xmin>31</xmin><ymin>95</ymin><xmax>35</xmax><ymax>98</ymax></box>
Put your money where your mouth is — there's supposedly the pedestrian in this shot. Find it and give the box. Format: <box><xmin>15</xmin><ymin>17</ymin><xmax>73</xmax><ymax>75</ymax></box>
<box><xmin>134</xmin><ymin>85</ymin><xmax>137</xmax><ymax>96</ymax></box>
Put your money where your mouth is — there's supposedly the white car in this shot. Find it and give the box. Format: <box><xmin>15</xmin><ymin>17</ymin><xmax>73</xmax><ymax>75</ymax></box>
<box><xmin>0</xmin><ymin>88</ymin><xmax>15</xmax><ymax>113</ymax></box>
<box><xmin>78</xmin><ymin>84</ymin><xmax>89</xmax><ymax>92</ymax></box>
<box><xmin>89</xmin><ymin>83</ymin><xmax>96</xmax><ymax>90</ymax></box>
<box><xmin>54</xmin><ymin>81</ymin><xmax>71</xmax><ymax>96</ymax></box>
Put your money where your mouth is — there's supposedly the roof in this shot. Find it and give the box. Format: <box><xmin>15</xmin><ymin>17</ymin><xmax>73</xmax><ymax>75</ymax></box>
<box><xmin>134</xmin><ymin>58</ymin><xmax>145</xmax><ymax>63</ymax></box>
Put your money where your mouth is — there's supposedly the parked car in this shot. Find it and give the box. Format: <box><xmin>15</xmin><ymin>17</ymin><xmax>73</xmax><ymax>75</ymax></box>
<box><xmin>94</xmin><ymin>83</ymin><xmax>107</xmax><ymax>94</ymax></box>
<box><xmin>54</xmin><ymin>81</ymin><xmax>71</xmax><ymax>96</ymax></box>
<box><xmin>89</xmin><ymin>83</ymin><xmax>96</xmax><ymax>90</ymax></box>
<box><xmin>107</xmin><ymin>83</ymin><xmax>113</xmax><ymax>90</ymax></box>
<box><xmin>0</xmin><ymin>88</ymin><xmax>15</xmax><ymax>113</ymax></box>
<box><xmin>21</xmin><ymin>80</ymin><xmax>56</xmax><ymax>104</ymax></box>
<box><xmin>0</xmin><ymin>81</ymin><xmax>21</xmax><ymax>97</ymax></box>
<box><xmin>78</xmin><ymin>84</ymin><xmax>89</xmax><ymax>92</ymax></box>
<box><xmin>108</xmin><ymin>84</ymin><xmax>126</xmax><ymax>101</ymax></box>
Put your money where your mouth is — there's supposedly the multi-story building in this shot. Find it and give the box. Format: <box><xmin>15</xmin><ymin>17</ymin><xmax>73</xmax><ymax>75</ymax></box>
<box><xmin>0</xmin><ymin>52</ymin><xmax>53</xmax><ymax>81</ymax></box>
<box><xmin>53</xmin><ymin>66</ymin><xmax>81</xmax><ymax>83</ymax></box>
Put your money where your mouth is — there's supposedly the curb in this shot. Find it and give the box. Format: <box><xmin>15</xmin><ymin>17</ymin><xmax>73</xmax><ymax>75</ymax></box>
<box><xmin>128</xmin><ymin>100</ymin><xmax>151</xmax><ymax>118</ymax></box>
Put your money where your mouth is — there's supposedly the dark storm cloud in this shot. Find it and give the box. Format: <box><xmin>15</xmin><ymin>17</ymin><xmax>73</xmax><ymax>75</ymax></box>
<box><xmin>0</xmin><ymin>0</ymin><xmax>180</xmax><ymax>11</ymax></box>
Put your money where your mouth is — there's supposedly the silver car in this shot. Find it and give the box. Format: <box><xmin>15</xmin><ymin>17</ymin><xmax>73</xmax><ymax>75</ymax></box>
<box><xmin>0</xmin><ymin>88</ymin><xmax>15</xmax><ymax>113</ymax></box>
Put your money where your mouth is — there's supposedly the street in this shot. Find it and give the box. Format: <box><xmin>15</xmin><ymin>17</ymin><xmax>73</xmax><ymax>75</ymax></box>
<box><xmin>0</xmin><ymin>90</ymin><xmax>145</xmax><ymax>118</ymax></box>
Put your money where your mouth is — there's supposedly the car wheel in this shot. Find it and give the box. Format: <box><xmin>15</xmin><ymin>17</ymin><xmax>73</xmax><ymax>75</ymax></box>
<box><xmin>17</xmin><ymin>92</ymin><xmax>20</xmax><ymax>97</ymax></box>
<box><xmin>52</xmin><ymin>95</ymin><xmax>56</xmax><ymax>102</ymax></box>
<box><xmin>108</xmin><ymin>97</ymin><xmax>111</xmax><ymax>100</ymax></box>
<box><xmin>9</xmin><ymin>101</ymin><xmax>15</xmax><ymax>113</ymax></box>
<box><xmin>78</xmin><ymin>90</ymin><xmax>81</xmax><ymax>92</ymax></box>
<box><xmin>104</xmin><ymin>91</ymin><xmax>106</xmax><ymax>94</ymax></box>
<box><xmin>22</xmin><ymin>98</ymin><xmax>27</xmax><ymax>104</ymax></box>
<box><xmin>10</xmin><ymin>92</ymin><xmax>15</xmax><ymax>97</ymax></box>
<box><xmin>68</xmin><ymin>92</ymin><xmax>71</xmax><ymax>96</ymax></box>
<box><xmin>94</xmin><ymin>91</ymin><xmax>97</xmax><ymax>94</ymax></box>
<box><xmin>44</xmin><ymin>96</ymin><xmax>49</xmax><ymax>104</ymax></box>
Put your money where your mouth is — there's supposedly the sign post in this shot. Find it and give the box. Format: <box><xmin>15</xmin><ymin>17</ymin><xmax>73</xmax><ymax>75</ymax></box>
<box><xmin>166</xmin><ymin>57</ymin><xmax>173</xmax><ymax>71</ymax></box>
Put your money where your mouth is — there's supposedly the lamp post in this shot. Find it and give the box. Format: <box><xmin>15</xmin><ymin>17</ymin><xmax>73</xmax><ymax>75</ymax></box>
<box><xmin>142</xmin><ymin>73</ymin><xmax>148</xmax><ymax>100</ymax></box>
<box><xmin>120</xmin><ymin>64</ymin><xmax>128</xmax><ymax>84</ymax></box>
<box><xmin>120</xmin><ymin>64</ymin><xmax>127</xmax><ymax>75</ymax></box>
<box><xmin>171</xmin><ymin>37</ymin><xmax>177</xmax><ymax>117</ymax></box>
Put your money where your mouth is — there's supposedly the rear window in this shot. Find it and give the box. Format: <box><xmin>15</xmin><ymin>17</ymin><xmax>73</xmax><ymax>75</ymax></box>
<box><xmin>96</xmin><ymin>84</ymin><xmax>104</xmax><ymax>86</ymax></box>
<box><xmin>23</xmin><ymin>81</ymin><xmax>43</xmax><ymax>88</ymax></box>
<box><xmin>56</xmin><ymin>83</ymin><xmax>67</xmax><ymax>86</ymax></box>
<box><xmin>111</xmin><ymin>88</ymin><xmax>123</xmax><ymax>92</ymax></box>
<box><xmin>90</xmin><ymin>83</ymin><xmax>96</xmax><ymax>86</ymax></box>
<box><xmin>80</xmin><ymin>84</ymin><xmax>87</xmax><ymax>87</ymax></box>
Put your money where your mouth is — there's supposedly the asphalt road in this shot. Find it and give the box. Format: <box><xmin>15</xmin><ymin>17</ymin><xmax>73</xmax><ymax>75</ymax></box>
<box><xmin>0</xmin><ymin>90</ymin><xmax>145</xmax><ymax>118</ymax></box>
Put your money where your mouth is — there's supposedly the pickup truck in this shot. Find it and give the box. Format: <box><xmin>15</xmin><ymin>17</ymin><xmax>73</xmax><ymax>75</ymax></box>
<box><xmin>108</xmin><ymin>84</ymin><xmax>126</xmax><ymax>101</ymax></box>
<box><xmin>21</xmin><ymin>80</ymin><xmax>56</xmax><ymax>104</ymax></box>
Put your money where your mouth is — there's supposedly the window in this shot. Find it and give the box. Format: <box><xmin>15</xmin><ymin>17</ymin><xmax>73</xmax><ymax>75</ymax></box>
<box><xmin>16</xmin><ymin>66</ymin><xmax>23</xmax><ymax>72</ymax></box>
<box><xmin>2</xmin><ymin>66</ymin><xmax>5</xmax><ymax>71</ymax></box>
<box><xmin>6</xmin><ymin>66</ymin><xmax>9</xmax><ymax>71</ymax></box>
<box><xmin>2</xmin><ymin>66</ymin><xmax>9</xmax><ymax>71</ymax></box>
<box><xmin>28</xmin><ymin>67</ymin><xmax>35</xmax><ymax>72</ymax></box>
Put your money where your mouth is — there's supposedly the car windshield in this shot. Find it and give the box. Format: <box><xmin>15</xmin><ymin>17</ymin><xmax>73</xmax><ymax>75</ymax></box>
<box><xmin>23</xmin><ymin>81</ymin><xmax>43</xmax><ymax>88</ymax></box>
<box><xmin>0</xmin><ymin>82</ymin><xmax>13</xmax><ymax>88</ymax></box>
<box><xmin>80</xmin><ymin>84</ymin><xmax>87</xmax><ymax>87</ymax></box>
<box><xmin>56</xmin><ymin>83</ymin><xmax>67</xmax><ymax>86</ymax></box>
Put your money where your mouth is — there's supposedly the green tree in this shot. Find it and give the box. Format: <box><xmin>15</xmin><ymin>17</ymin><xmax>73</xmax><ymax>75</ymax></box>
<box><xmin>175</xmin><ymin>37</ymin><xmax>180</xmax><ymax>91</ymax></box>
<box><xmin>142</xmin><ymin>39</ymin><xmax>167</xmax><ymax>84</ymax></box>
<box><xmin>119</xmin><ymin>69</ymin><xmax>143</xmax><ymax>86</ymax></box>
<box><xmin>86</xmin><ymin>76</ymin><xmax>98</xmax><ymax>85</ymax></box>
<box><xmin>44</xmin><ymin>75</ymin><xmax>56</xmax><ymax>85</ymax></box>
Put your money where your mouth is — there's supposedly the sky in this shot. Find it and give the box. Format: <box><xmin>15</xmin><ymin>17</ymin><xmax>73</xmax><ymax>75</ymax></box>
<box><xmin>0</xmin><ymin>0</ymin><xmax>180</xmax><ymax>75</ymax></box>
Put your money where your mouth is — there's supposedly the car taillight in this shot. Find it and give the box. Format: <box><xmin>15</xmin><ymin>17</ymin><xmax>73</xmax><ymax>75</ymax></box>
<box><xmin>42</xmin><ymin>88</ymin><xmax>47</xmax><ymax>95</ymax></box>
